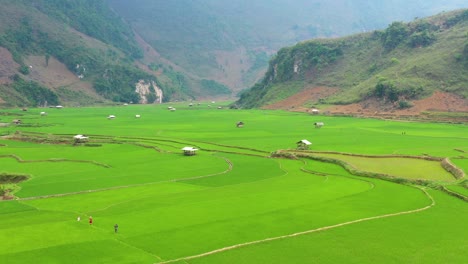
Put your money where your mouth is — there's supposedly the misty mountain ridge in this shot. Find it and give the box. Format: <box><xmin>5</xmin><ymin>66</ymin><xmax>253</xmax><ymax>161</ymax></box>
<box><xmin>0</xmin><ymin>0</ymin><xmax>466</xmax><ymax>108</ymax></box>
<box><xmin>109</xmin><ymin>0</ymin><xmax>468</xmax><ymax>92</ymax></box>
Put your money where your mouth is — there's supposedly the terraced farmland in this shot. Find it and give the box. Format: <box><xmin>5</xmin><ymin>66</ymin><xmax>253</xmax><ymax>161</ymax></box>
<box><xmin>0</xmin><ymin>104</ymin><xmax>466</xmax><ymax>263</ymax></box>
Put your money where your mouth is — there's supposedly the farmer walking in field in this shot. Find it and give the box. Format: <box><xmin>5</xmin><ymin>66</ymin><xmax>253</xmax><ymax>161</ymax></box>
<box><xmin>89</xmin><ymin>216</ymin><xmax>93</xmax><ymax>225</ymax></box>
<box><xmin>114</xmin><ymin>224</ymin><xmax>119</xmax><ymax>233</ymax></box>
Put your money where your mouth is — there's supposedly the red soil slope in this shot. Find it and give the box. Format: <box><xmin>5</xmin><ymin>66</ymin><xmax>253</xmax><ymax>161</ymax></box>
<box><xmin>263</xmin><ymin>86</ymin><xmax>468</xmax><ymax>121</ymax></box>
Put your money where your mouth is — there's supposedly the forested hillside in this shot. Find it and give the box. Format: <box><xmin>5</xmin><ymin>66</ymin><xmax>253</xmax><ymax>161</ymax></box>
<box><xmin>235</xmin><ymin>9</ymin><xmax>468</xmax><ymax>113</ymax></box>
<box><xmin>0</xmin><ymin>0</ymin><xmax>197</xmax><ymax>107</ymax></box>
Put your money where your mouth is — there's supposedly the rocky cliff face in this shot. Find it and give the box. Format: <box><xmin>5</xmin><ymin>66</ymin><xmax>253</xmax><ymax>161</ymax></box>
<box><xmin>153</xmin><ymin>83</ymin><xmax>163</xmax><ymax>104</ymax></box>
<box><xmin>135</xmin><ymin>80</ymin><xmax>163</xmax><ymax>104</ymax></box>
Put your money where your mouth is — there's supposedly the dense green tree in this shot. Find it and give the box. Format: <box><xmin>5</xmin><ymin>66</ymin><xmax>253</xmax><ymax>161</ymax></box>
<box><xmin>12</xmin><ymin>77</ymin><xmax>59</xmax><ymax>106</ymax></box>
<box><xmin>382</xmin><ymin>22</ymin><xmax>409</xmax><ymax>50</ymax></box>
<box><xmin>409</xmin><ymin>30</ymin><xmax>436</xmax><ymax>47</ymax></box>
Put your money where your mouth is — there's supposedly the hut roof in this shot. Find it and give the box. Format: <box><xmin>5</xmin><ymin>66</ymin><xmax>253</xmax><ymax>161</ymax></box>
<box><xmin>297</xmin><ymin>139</ymin><xmax>312</xmax><ymax>145</ymax></box>
<box><xmin>73</xmin><ymin>134</ymin><xmax>88</xmax><ymax>140</ymax></box>
<box><xmin>181</xmin><ymin>147</ymin><xmax>198</xmax><ymax>151</ymax></box>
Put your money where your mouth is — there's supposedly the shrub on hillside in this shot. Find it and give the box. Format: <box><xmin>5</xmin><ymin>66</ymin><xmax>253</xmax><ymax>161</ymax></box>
<box><xmin>374</xmin><ymin>79</ymin><xmax>424</xmax><ymax>103</ymax></box>
<box><xmin>408</xmin><ymin>30</ymin><xmax>436</xmax><ymax>47</ymax></box>
<box><xmin>398</xmin><ymin>100</ymin><xmax>413</xmax><ymax>109</ymax></box>
<box><xmin>382</xmin><ymin>22</ymin><xmax>409</xmax><ymax>50</ymax></box>
<box><xmin>12</xmin><ymin>77</ymin><xmax>59</xmax><ymax>106</ymax></box>
<box><xmin>19</xmin><ymin>65</ymin><xmax>30</xmax><ymax>75</ymax></box>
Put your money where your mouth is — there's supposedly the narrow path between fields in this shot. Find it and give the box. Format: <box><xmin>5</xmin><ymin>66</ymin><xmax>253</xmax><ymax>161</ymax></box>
<box><xmin>155</xmin><ymin>187</ymin><xmax>435</xmax><ymax>264</ymax></box>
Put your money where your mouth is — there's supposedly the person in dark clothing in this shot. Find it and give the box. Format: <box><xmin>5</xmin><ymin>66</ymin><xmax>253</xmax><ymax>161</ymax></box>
<box><xmin>114</xmin><ymin>224</ymin><xmax>119</xmax><ymax>233</ymax></box>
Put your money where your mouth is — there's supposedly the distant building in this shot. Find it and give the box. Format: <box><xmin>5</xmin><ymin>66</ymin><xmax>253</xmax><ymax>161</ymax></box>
<box><xmin>73</xmin><ymin>134</ymin><xmax>89</xmax><ymax>143</ymax></box>
<box><xmin>182</xmin><ymin>147</ymin><xmax>198</xmax><ymax>156</ymax></box>
<box><xmin>297</xmin><ymin>139</ymin><xmax>312</xmax><ymax>150</ymax></box>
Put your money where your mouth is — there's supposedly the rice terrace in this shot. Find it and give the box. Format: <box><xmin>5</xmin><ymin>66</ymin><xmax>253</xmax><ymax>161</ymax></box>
<box><xmin>0</xmin><ymin>103</ymin><xmax>467</xmax><ymax>264</ymax></box>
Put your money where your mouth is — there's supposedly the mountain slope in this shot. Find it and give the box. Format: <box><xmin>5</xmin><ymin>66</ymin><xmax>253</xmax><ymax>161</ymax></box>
<box><xmin>235</xmin><ymin>9</ymin><xmax>468</xmax><ymax>115</ymax></box>
<box><xmin>109</xmin><ymin>0</ymin><xmax>468</xmax><ymax>92</ymax></box>
<box><xmin>1</xmin><ymin>0</ymin><xmax>467</xmax><ymax>107</ymax></box>
<box><xmin>0</xmin><ymin>0</ymin><xmax>196</xmax><ymax>107</ymax></box>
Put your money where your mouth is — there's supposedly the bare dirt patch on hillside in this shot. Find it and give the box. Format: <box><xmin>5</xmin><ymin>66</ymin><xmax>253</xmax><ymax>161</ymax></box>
<box><xmin>263</xmin><ymin>87</ymin><xmax>467</xmax><ymax>121</ymax></box>
<box><xmin>262</xmin><ymin>86</ymin><xmax>340</xmax><ymax>111</ymax></box>
<box><xmin>24</xmin><ymin>56</ymin><xmax>97</xmax><ymax>95</ymax></box>
<box><xmin>327</xmin><ymin>91</ymin><xmax>468</xmax><ymax>116</ymax></box>
<box><xmin>0</xmin><ymin>47</ymin><xmax>19</xmax><ymax>85</ymax></box>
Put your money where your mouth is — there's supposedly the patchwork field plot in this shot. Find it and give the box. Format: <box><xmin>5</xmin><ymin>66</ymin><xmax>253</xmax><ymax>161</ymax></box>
<box><xmin>0</xmin><ymin>104</ymin><xmax>466</xmax><ymax>263</ymax></box>
<box><xmin>306</xmin><ymin>153</ymin><xmax>455</xmax><ymax>181</ymax></box>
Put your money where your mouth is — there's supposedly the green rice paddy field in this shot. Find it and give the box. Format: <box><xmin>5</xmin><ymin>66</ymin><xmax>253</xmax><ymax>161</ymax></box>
<box><xmin>0</xmin><ymin>103</ymin><xmax>466</xmax><ymax>263</ymax></box>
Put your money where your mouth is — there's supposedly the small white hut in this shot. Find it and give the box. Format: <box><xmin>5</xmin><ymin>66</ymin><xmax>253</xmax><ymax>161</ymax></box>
<box><xmin>296</xmin><ymin>139</ymin><xmax>312</xmax><ymax>150</ymax></box>
<box><xmin>73</xmin><ymin>134</ymin><xmax>89</xmax><ymax>143</ymax></box>
<box><xmin>182</xmin><ymin>147</ymin><xmax>198</xmax><ymax>156</ymax></box>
